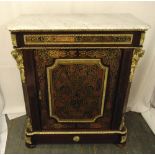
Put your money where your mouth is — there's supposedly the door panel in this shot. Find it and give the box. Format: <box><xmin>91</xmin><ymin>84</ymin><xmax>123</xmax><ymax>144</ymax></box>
<box><xmin>47</xmin><ymin>59</ymin><xmax>108</xmax><ymax>123</ymax></box>
<box><xmin>34</xmin><ymin>49</ymin><xmax>122</xmax><ymax>130</ymax></box>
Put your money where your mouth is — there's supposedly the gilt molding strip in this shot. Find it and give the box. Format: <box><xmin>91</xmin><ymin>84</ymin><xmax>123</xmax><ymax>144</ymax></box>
<box><xmin>15</xmin><ymin>47</ymin><xmax>142</xmax><ymax>50</ymax></box>
<box><xmin>26</xmin><ymin>129</ymin><xmax>127</xmax><ymax>136</ymax></box>
<box><xmin>47</xmin><ymin>59</ymin><xmax>109</xmax><ymax>123</ymax></box>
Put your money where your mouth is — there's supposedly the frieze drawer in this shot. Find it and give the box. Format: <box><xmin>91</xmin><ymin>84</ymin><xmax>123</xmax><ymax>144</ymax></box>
<box><xmin>24</xmin><ymin>34</ymin><xmax>133</xmax><ymax>45</ymax></box>
<box><xmin>11</xmin><ymin>32</ymin><xmax>144</xmax><ymax>48</ymax></box>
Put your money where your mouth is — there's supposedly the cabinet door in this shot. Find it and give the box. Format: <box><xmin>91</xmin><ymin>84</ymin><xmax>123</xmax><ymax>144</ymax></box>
<box><xmin>34</xmin><ymin>49</ymin><xmax>122</xmax><ymax>130</ymax></box>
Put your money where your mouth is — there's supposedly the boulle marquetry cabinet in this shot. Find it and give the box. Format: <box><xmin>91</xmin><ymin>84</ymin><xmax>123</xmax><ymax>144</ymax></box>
<box><xmin>8</xmin><ymin>14</ymin><xmax>149</xmax><ymax>147</ymax></box>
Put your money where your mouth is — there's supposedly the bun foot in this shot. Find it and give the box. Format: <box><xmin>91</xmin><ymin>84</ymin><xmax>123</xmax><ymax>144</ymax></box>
<box><xmin>25</xmin><ymin>143</ymin><xmax>36</xmax><ymax>148</ymax></box>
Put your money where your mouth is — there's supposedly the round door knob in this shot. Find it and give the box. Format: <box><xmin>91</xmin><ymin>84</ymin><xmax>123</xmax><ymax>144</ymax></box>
<box><xmin>73</xmin><ymin>136</ymin><xmax>80</xmax><ymax>142</ymax></box>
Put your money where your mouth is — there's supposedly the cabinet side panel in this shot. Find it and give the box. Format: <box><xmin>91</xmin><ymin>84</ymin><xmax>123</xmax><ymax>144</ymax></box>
<box><xmin>22</xmin><ymin>83</ymin><xmax>31</xmax><ymax>117</ymax></box>
<box><xmin>23</xmin><ymin>50</ymin><xmax>41</xmax><ymax>130</ymax></box>
<box><xmin>111</xmin><ymin>49</ymin><xmax>133</xmax><ymax>129</ymax></box>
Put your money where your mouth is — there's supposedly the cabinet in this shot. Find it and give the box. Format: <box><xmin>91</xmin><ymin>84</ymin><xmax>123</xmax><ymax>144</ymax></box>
<box><xmin>8</xmin><ymin>14</ymin><xmax>149</xmax><ymax>146</ymax></box>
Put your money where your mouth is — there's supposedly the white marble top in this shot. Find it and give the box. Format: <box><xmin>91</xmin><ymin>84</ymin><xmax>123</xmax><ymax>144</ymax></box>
<box><xmin>8</xmin><ymin>14</ymin><xmax>150</xmax><ymax>31</ymax></box>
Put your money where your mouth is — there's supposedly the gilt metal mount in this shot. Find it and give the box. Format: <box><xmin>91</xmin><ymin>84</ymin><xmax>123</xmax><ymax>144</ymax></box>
<box><xmin>130</xmin><ymin>48</ymin><xmax>144</xmax><ymax>82</ymax></box>
<box><xmin>11</xmin><ymin>50</ymin><xmax>25</xmax><ymax>83</ymax></box>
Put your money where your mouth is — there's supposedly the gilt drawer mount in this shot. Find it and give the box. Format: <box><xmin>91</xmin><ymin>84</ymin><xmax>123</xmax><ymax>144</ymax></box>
<box><xmin>8</xmin><ymin>14</ymin><xmax>149</xmax><ymax>147</ymax></box>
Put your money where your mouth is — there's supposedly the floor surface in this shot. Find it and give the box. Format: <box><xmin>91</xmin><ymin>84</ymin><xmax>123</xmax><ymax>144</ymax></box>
<box><xmin>5</xmin><ymin>112</ymin><xmax>155</xmax><ymax>154</ymax></box>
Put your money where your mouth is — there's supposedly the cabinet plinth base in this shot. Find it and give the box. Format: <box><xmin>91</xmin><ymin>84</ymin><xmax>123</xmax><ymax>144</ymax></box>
<box><xmin>25</xmin><ymin>124</ymin><xmax>127</xmax><ymax>146</ymax></box>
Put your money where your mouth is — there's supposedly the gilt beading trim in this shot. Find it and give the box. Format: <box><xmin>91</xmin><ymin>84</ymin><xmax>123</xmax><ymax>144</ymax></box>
<box><xmin>47</xmin><ymin>59</ymin><xmax>109</xmax><ymax>123</ymax></box>
<box><xmin>25</xmin><ymin>127</ymin><xmax>127</xmax><ymax>136</ymax></box>
<box><xmin>11</xmin><ymin>49</ymin><xmax>25</xmax><ymax>83</ymax></box>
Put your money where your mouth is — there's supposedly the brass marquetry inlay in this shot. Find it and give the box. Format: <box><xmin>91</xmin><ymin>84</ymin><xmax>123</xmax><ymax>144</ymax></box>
<box><xmin>11</xmin><ymin>49</ymin><xmax>25</xmax><ymax>83</ymax></box>
<box><xmin>130</xmin><ymin>48</ymin><xmax>144</xmax><ymax>82</ymax></box>
<box><xmin>24</xmin><ymin>34</ymin><xmax>133</xmax><ymax>45</ymax></box>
